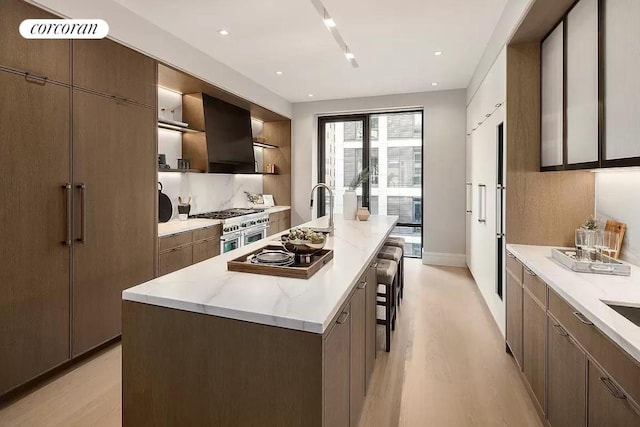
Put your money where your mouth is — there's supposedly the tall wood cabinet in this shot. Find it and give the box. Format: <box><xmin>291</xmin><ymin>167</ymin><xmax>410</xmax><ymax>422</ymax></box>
<box><xmin>0</xmin><ymin>0</ymin><xmax>156</xmax><ymax>395</ymax></box>
<box><xmin>0</xmin><ymin>69</ymin><xmax>71</xmax><ymax>395</ymax></box>
<box><xmin>72</xmin><ymin>90</ymin><xmax>156</xmax><ymax>355</ymax></box>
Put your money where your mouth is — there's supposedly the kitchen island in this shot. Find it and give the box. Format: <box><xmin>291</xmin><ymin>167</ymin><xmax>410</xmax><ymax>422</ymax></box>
<box><xmin>122</xmin><ymin>214</ymin><xmax>398</xmax><ymax>426</ymax></box>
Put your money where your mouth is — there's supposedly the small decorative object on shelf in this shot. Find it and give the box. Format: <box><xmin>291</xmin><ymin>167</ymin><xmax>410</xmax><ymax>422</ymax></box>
<box><xmin>344</xmin><ymin>168</ymin><xmax>370</xmax><ymax>220</ymax></box>
<box><xmin>356</xmin><ymin>207</ymin><xmax>370</xmax><ymax>221</ymax></box>
<box><xmin>265</xmin><ymin>163</ymin><xmax>276</xmax><ymax>174</ymax></box>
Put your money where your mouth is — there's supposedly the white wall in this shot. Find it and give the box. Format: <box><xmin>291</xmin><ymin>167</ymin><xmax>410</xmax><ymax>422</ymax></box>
<box><xmin>291</xmin><ymin>90</ymin><xmax>467</xmax><ymax>263</ymax></box>
<box><xmin>31</xmin><ymin>0</ymin><xmax>292</xmax><ymax>118</ymax></box>
<box><xmin>595</xmin><ymin>170</ymin><xmax>640</xmax><ymax>266</ymax></box>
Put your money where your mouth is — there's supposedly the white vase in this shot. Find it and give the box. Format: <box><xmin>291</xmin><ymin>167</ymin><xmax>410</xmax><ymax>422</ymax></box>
<box><xmin>343</xmin><ymin>190</ymin><xmax>357</xmax><ymax>220</ymax></box>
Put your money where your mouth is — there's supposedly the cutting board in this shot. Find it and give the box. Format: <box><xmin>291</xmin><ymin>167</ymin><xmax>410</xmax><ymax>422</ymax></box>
<box><xmin>604</xmin><ymin>220</ymin><xmax>626</xmax><ymax>259</ymax></box>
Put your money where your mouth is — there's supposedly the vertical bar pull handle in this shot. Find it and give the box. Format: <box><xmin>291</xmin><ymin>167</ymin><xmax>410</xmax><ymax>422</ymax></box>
<box><xmin>496</xmin><ymin>184</ymin><xmax>504</xmax><ymax>237</ymax></box>
<box><xmin>466</xmin><ymin>182</ymin><xmax>472</xmax><ymax>213</ymax></box>
<box><xmin>62</xmin><ymin>184</ymin><xmax>72</xmax><ymax>246</ymax></box>
<box><xmin>478</xmin><ymin>184</ymin><xmax>487</xmax><ymax>223</ymax></box>
<box><xmin>76</xmin><ymin>183</ymin><xmax>87</xmax><ymax>243</ymax></box>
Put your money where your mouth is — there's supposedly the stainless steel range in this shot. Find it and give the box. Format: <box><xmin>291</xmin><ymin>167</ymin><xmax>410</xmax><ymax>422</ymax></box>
<box><xmin>190</xmin><ymin>209</ymin><xmax>270</xmax><ymax>253</ymax></box>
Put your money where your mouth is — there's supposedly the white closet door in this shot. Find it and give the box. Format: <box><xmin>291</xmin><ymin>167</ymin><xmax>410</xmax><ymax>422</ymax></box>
<box><xmin>541</xmin><ymin>23</ymin><xmax>565</xmax><ymax>168</ymax></box>
<box><xmin>605</xmin><ymin>0</ymin><xmax>640</xmax><ymax>160</ymax></box>
<box><xmin>566</xmin><ymin>0</ymin><xmax>599</xmax><ymax>165</ymax></box>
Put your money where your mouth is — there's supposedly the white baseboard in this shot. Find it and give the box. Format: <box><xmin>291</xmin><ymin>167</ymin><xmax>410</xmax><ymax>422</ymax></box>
<box><xmin>421</xmin><ymin>251</ymin><xmax>467</xmax><ymax>267</ymax></box>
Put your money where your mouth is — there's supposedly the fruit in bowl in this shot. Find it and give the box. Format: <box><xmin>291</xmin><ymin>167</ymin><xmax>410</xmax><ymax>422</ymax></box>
<box><xmin>281</xmin><ymin>228</ymin><xmax>326</xmax><ymax>254</ymax></box>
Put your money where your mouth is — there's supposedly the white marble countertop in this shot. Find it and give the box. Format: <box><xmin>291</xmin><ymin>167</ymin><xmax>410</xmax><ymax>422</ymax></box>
<box><xmin>158</xmin><ymin>219</ymin><xmax>222</xmax><ymax>237</ymax></box>
<box><xmin>507</xmin><ymin>244</ymin><xmax>640</xmax><ymax>362</ymax></box>
<box><xmin>263</xmin><ymin>205</ymin><xmax>290</xmax><ymax>214</ymax></box>
<box><xmin>126</xmin><ymin>214</ymin><xmax>398</xmax><ymax>334</ymax></box>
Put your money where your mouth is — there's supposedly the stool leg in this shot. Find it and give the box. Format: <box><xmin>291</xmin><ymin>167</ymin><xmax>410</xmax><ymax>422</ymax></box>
<box><xmin>400</xmin><ymin>256</ymin><xmax>404</xmax><ymax>300</ymax></box>
<box><xmin>391</xmin><ymin>275</ymin><xmax>397</xmax><ymax>331</ymax></box>
<box><xmin>385</xmin><ymin>283</ymin><xmax>391</xmax><ymax>352</ymax></box>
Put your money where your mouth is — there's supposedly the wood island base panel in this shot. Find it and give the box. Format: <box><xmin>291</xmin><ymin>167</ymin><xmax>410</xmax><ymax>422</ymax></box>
<box><xmin>122</xmin><ymin>301</ymin><xmax>323</xmax><ymax>426</ymax></box>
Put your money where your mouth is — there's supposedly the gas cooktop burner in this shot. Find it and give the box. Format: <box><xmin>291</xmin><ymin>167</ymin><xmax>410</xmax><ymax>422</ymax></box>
<box><xmin>190</xmin><ymin>208</ymin><xmax>263</xmax><ymax>220</ymax></box>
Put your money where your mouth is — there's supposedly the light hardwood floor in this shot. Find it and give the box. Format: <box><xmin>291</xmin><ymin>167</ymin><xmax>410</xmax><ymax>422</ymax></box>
<box><xmin>0</xmin><ymin>260</ymin><xmax>542</xmax><ymax>427</ymax></box>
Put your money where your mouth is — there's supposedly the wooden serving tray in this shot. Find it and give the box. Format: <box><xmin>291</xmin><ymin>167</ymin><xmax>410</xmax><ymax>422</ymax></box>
<box><xmin>227</xmin><ymin>245</ymin><xmax>334</xmax><ymax>279</ymax></box>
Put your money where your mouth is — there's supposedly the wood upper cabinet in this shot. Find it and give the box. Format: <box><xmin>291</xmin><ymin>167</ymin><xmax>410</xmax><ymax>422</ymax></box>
<box><xmin>0</xmin><ymin>69</ymin><xmax>71</xmax><ymax>395</ymax></box>
<box><xmin>323</xmin><ymin>304</ymin><xmax>351</xmax><ymax>427</ymax></box>
<box><xmin>523</xmin><ymin>289</ymin><xmax>546</xmax><ymax>413</ymax></box>
<box><xmin>541</xmin><ymin>22</ymin><xmax>564</xmax><ymax>169</ymax></box>
<box><xmin>72</xmin><ymin>90</ymin><xmax>156</xmax><ymax>356</ymax></box>
<box><xmin>350</xmin><ymin>281</ymin><xmax>366</xmax><ymax>426</ymax></box>
<box><xmin>603</xmin><ymin>0</ymin><xmax>640</xmax><ymax>163</ymax></box>
<box><xmin>547</xmin><ymin>315</ymin><xmax>587</xmax><ymax>427</ymax></box>
<box><xmin>588</xmin><ymin>360</ymin><xmax>640</xmax><ymax>427</ymax></box>
<box><xmin>0</xmin><ymin>0</ymin><xmax>70</xmax><ymax>83</ymax></box>
<box><xmin>73</xmin><ymin>38</ymin><xmax>156</xmax><ymax>107</ymax></box>
<box><xmin>506</xmin><ymin>253</ymin><xmax>523</xmax><ymax>369</ymax></box>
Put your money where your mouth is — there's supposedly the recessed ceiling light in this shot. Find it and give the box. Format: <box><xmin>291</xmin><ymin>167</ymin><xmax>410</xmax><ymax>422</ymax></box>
<box><xmin>218</xmin><ymin>29</ymin><xmax>230</xmax><ymax>36</ymax></box>
<box><xmin>434</xmin><ymin>51</ymin><xmax>443</xmax><ymax>56</ymax></box>
<box><xmin>276</xmin><ymin>71</ymin><xmax>283</xmax><ymax>75</ymax></box>
<box><xmin>431</xmin><ymin>82</ymin><xmax>438</xmax><ymax>86</ymax></box>
<box><xmin>324</xmin><ymin>18</ymin><xmax>336</xmax><ymax>28</ymax></box>
<box><xmin>308</xmin><ymin>94</ymin><xmax>314</xmax><ymax>97</ymax></box>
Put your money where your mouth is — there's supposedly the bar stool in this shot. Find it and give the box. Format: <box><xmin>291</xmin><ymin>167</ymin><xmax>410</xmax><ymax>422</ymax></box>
<box><xmin>376</xmin><ymin>258</ymin><xmax>397</xmax><ymax>352</ymax></box>
<box><xmin>385</xmin><ymin>236</ymin><xmax>406</xmax><ymax>300</ymax></box>
<box><xmin>378</xmin><ymin>245</ymin><xmax>403</xmax><ymax>307</ymax></box>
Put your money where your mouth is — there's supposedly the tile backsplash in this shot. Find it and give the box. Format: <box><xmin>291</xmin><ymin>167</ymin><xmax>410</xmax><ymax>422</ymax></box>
<box><xmin>158</xmin><ymin>173</ymin><xmax>263</xmax><ymax>219</ymax></box>
<box><xmin>595</xmin><ymin>169</ymin><xmax>640</xmax><ymax>266</ymax></box>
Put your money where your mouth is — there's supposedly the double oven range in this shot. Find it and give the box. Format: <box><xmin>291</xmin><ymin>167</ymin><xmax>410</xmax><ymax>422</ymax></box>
<box><xmin>190</xmin><ymin>208</ymin><xmax>270</xmax><ymax>254</ymax></box>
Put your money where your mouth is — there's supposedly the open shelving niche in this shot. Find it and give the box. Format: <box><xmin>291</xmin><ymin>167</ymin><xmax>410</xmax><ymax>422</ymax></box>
<box><xmin>157</xmin><ymin>87</ymin><xmax>281</xmax><ymax>176</ymax></box>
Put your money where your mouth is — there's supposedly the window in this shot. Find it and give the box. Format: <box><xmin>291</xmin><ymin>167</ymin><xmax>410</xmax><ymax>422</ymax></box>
<box><xmin>370</xmin><ymin>148</ymin><xmax>379</xmax><ymax>187</ymax></box>
<box><xmin>344</xmin><ymin>148</ymin><xmax>363</xmax><ymax>188</ymax></box>
<box><xmin>387</xmin><ymin>113</ymin><xmax>422</xmax><ymax>139</ymax></box>
<box><xmin>343</xmin><ymin>121</ymin><xmax>363</xmax><ymax>141</ymax></box>
<box><xmin>413</xmin><ymin>149</ymin><xmax>421</xmax><ymax>186</ymax></box>
<box><xmin>387</xmin><ymin>147</ymin><xmax>421</xmax><ymax>188</ymax></box>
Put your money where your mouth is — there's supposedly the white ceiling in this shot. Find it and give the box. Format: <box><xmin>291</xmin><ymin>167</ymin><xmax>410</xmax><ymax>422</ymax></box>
<box><xmin>113</xmin><ymin>0</ymin><xmax>508</xmax><ymax>103</ymax></box>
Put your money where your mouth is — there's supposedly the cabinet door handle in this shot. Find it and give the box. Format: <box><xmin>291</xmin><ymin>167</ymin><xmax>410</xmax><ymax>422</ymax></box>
<box><xmin>465</xmin><ymin>182</ymin><xmax>472</xmax><ymax>213</ymax></box>
<box><xmin>76</xmin><ymin>183</ymin><xmax>87</xmax><ymax>243</ymax></box>
<box><xmin>524</xmin><ymin>267</ymin><xmax>536</xmax><ymax>277</ymax></box>
<box><xmin>337</xmin><ymin>311</ymin><xmax>350</xmax><ymax>324</ymax></box>
<box><xmin>573</xmin><ymin>311</ymin><xmax>593</xmax><ymax>326</ymax></box>
<box><xmin>599</xmin><ymin>377</ymin><xmax>626</xmax><ymax>400</ymax></box>
<box><xmin>553</xmin><ymin>324</ymin><xmax>569</xmax><ymax>337</ymax></box>
<box><xmin>24</xmin><ymin>72</ymin><xmax>48</xmax><ymax>85</ymax></box>
<box><xmin>357</xmin><ymin>281</ymin><xmax>367</xmax><ymax>290</ymax></box>
<box><xmin>478</xmin><ymin>184</ymin><xmax>487</xmax><ymax>223</ymax></box>
<box><xmin>62</xmin><ymin>183</ymin><xmax>72</xmax><ymax>246</ymax></box>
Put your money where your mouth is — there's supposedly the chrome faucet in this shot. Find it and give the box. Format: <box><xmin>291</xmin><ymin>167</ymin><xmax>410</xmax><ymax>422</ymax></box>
<box><xmin>310</xmin><ymin>183</ymin><xmax>334</xmax><ymax>235</ymax></box>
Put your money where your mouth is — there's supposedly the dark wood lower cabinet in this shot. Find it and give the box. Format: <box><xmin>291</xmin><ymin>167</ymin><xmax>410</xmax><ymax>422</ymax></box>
<box><xmin>365</xmin><ymin>263</ymin><xmax>377</xmax><ymax>391</ymax></box>
<box><xmin>588</xmin><ymin>361</ymin><xmax>640</xmax><ymax>427</ymax></box>
<box><xmin>159</xmin><ymin>246</ymin><xmax>193</xmax><ymax>276</ymax></box>
<box><xmin>192</xmin><ymin>238</ymin><xmax>220</xmax><ymax>264</ymax></box>
<box><xmin>547</xmin><ymin>315</ymin><xmax>586</xmax><ymax>427</ymax></box>
<box><xmin>506</xmin><ymin>269</ymin><xmax>523</xmax><ymax>368</ymax></box>
<box><xmin>0</xmin><ymin>69</ymin><xmax>71</xmax><ymax>395</ymax></box>
<box><xmin>72</xmin><ymin>90</ymin><xmax>156</xmax><ymax>356</ymax></box>
<box><xmin>350</xmin><ymin>283</ymin><xmax>366</xmax><ymax>426</ymax></box>
<box><xmin>523</xmin><ymin>289</ymin><xmax>546</xmax><ymax>413</ymax></box>
<box><xmin>324</xmin><ymin>303</ymin><xmax>351</xmax><ymax>427</ymax></box>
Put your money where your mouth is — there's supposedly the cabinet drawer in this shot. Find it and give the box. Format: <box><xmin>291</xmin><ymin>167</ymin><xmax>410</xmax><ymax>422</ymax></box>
<box><xmin>549</xmin><ymin>289</ymin><xmax>640</xmax><ymax>404</ymax></box>
<box><xmin>192</xmin><ymin>238</ymin><xmax>220</xmax><ymax>264</ymax></box>
<box><xmin>523</xmin><ymin>267</ymin><xmax>547</xmax><ymax>307</ymax></box>
<box><xmin>193</xmin><ymin>225</ymin><xmax>221</xmax><ymax>242</ymax></box>
<box><xmin>159</xmin><ymin>231</ymin><xmax>193</xmax><ymax>252</ymax></box>
<box><xmin>506</xmin><ymin>252</ymin><xmax>523</xmax><ymax>283</ymax></box>
<box><xmin>158</xmin><ymin>245</ymin><xmax>192</xmax><ymax>276</ymax></box>
<box><xmin>588</xmin><ymin>360</ymin><xmax>640</xmax><ymax>426</ymax></box>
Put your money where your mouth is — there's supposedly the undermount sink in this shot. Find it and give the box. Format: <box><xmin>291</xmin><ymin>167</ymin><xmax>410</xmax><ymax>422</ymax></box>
<box><xmin>604</xmin><ymin>303</ymin><xmax>640</xmax><ymax>327</ymax></box>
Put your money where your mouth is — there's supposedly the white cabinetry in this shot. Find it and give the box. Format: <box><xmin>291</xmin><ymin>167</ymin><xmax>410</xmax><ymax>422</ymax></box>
<box><xmin>541</xmin><ymin>23</ymin><xmax>564</xmax><ymax>168</ymax></box>
<box><xmin>466</xmin><ymin>47</ymin><xmax>506</xmax><ymax>334</ymax></box>
<box><xmin>566</xmin><ymin>0</ymin><xmax>599</xmax><ymax>166</ymax></box>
